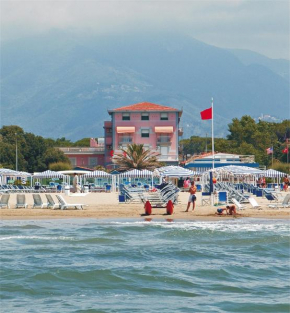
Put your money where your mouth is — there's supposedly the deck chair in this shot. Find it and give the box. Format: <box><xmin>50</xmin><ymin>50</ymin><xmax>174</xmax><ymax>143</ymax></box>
<box><xmin>0</xmin><ymin>194</ymin><xmax>10</xmax><ymax>208</ymax></box>
<box><xmin>265</xmin><ymin>193</ymin><xmax>279</xmax><ymax>203</ymax></box>
<box><xmin>32</xmin><ymin>194</ymin><xmax>47</xmax><ymax>209</ymax></box>
<box><xmin>56</xmin><ymin>195</ymin><xmax>83</xmax><ymax>210</ymax></box>
<box><xmin>268</xmin><ymin>194</ymin><xmax>290</xmax><ymax>209</ymax></box>
<box><xmin>218</xmin><ymin>191</ymin><xmax>228</xmax><ymax>204</ymax></box>
<box><xmin>232</xmin><ymin>198</ymin><xmax>245</xmax><ymax>210</ymax></box>
<box><xmin>248</xmin><ymin>197</ymin><xmax>261</xmax><ymax>209</ymax></box>
<box><xmin>201</xmin><ymin>192</ymin><xmax>211</xmax><ymax>206</ymax></box>
<box><xmin>45</xmin><ymin>194</ymin><xmax>60</xmax><ymax>210</ymax></box>
<box><xmin>16</xmin><ymin>194</ymin><xmax>28</xmax><ymax>208</ymax></box>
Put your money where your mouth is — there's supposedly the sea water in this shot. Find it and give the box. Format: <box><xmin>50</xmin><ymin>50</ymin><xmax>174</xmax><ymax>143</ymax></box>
<box><xmin>0</xmin><ymin>218</ymin><xmax>289</xmax><ymax>313</ymax></box>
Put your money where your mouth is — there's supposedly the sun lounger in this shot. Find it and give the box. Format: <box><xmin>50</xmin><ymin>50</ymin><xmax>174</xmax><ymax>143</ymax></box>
<box><xmin>32</xmin><ymin>194</ymin><xmax>47</xmax><ymax>209</ymax></box>
<box><xmin>16</xmin><ymin>194</ymin><xmax>28</xmax><ymax>208</ymax></box>
<box><xmin>45</xmin><ymin>194</ymin><xmax>60</xmax><ymax>210</ymax></box>
<box><xmin>56</xmin><ymin>195</ymin><xmax>83</xmax><ymax>210</ymax></box>
<box><xmin>0</xmin><ymin>194</ymin><xmax>10</xmax><ymax>208</ymax></box>
<box><xmin>248</xmin><ymin>197</ymin><xmax>261</xmax><ymax>209</ymax></box>
<box><xmin>268</xmin><ymin>194</ymin><xmax>290</xmax><ymax>209</ymax></box>
<box><xmin>232</xmin><ymin>198</ymin><xmax>245</xmax><ymax>210</ymax></box>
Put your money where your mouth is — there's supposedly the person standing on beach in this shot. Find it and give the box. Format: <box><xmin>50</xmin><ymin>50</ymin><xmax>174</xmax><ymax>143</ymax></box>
<box><xmin>73</xmin><ymin>173</ymin><xmax>79</xmax><ymax>193</ymax></box>
<box><xmin>185</xmin><ymin>181</ymin><xmax>197</xmax><ymax>212</ymax></box>
<box><xmin>283</xmin><ymin>175</ymin><xmax>289</xmax><ymax>191</ymax></box>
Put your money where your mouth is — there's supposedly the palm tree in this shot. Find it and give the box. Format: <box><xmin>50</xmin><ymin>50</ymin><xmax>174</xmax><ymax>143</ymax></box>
<box><xmin>113</xmin><ymin>144</ymin><xmax>161</xmax><ymax>171</ymax></box>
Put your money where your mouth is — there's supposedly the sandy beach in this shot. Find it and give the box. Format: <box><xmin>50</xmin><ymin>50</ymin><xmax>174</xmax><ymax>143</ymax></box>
<box><xmin>1</xmin><ymin>191</ymin><xmax>289</xmax><ymax>220</ymax></box>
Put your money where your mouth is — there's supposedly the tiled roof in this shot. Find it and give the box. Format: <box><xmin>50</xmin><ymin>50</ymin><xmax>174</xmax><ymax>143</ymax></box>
<box><xmin>113</xmin><ymin>102</ymin><xmax>179</xmax><ymax>112</ymax></box>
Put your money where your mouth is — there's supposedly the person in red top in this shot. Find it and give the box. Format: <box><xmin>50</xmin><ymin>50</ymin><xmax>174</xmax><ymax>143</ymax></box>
<box><xmin>185</xmin><ymin>181</ymin><xmax>197</xmax><ymax>212</ymax></box>
<box><xmin>261</xmin><ymin>177</ymin><xmax>266</xmax><ymax>188</ymax></box>
<box><xmin>283</xmin><ymin>175</ymin><xmax>289</xmax><ymax>191</ymax></box>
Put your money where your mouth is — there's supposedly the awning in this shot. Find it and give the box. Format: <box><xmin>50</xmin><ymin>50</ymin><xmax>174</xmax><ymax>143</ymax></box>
<box><xmin>155</xmin><ymin>126</ymin><xmax>173</xmax><ymax>133</ymax></box>
<box><xmin>116</xmin><ymin>127</ymin><xmax>135</xmax><ymax>133</ymax></box>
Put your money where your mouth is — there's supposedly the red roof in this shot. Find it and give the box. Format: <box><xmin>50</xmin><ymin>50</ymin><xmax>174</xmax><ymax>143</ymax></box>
<box><xmin>112</xmin><ymin>102</ymin><xmax>179</xmax><ymax>112</ymax></box>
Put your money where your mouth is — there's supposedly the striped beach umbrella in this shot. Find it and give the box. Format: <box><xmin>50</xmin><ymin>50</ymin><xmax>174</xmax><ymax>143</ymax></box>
<box><xmin>263</xmin><ymin>169</ymin><xmax>286</xmax><ymax>178</ymax></box>
<box><xmin>154</xmin><ymin>166</ymin><xmax>197</xmax><ymax>177</ymax></box>
<box><xmin>83</xmin><ymin>170</ymin><xmax>112</xmax><ymax>178</ymax></box>
<box><xmin>33</xmin><ymin>170</ymin><xmax>66</xmax><ymax>178</ymax></box>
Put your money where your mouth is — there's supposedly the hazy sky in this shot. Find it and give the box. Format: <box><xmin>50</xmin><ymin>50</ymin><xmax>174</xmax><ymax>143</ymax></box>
<box><xmin>1</xmin><ymin>0</ymin><xmax>289</xmax><ymax>59</ymax></box>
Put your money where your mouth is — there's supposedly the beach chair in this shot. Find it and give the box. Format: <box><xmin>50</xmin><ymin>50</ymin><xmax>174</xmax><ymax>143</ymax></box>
<box><xmin>0</xmin><ymin>194</ymin><xmax>10</xmax><ymax>209</ymax></box>
<box><xmin>32</xmin><ymin>194</ymin><xmax>47</xmax><ymax>209</ymax></box>
<box><xmin>265</xmin><ymin>193</ymin><xmax>279</xmax><ymax>203</ymax></box>
<box><xmin>232</xmin><ymin>198</ymin><xmax>245</xmax><ymax>210</ymax></box>
<box><xmin>16</xmin><ymin>194</ymin><xmax>28</xmax><ymax>208</ymax></box>
<box><xmin>45</xmin><ymin>194</ymin><xmax>60</xmax><ymax>210</ymax></box>
<box><xmin>248</xmin><ymin>197</ymin><xmax>261</xmax><ymax>209</ymax></box>
<box><xmin>201</xmin><ymin>192</ymin><xmax>211</xmax><ymax>206</ymax></box>
<box><xmin>268</xmin><ymin>194</ymin><xmax>290</xmax><ymax>209</ymax></box>
<box><xmin>218</xmin><ymin>191</ymin><xmax>228</xmax><ymax>204</ymax></box>
<box><xmin>56</xmin><ymin>195</ymin><xmax>84</xmax><ymax>210</ymax></box>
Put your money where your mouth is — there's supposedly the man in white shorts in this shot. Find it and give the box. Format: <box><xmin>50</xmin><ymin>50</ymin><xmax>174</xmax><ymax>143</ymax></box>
<box><xmin>185</xmin><ymin>181</ymin><xmax>197</xmax><ymax>212</ymax></box>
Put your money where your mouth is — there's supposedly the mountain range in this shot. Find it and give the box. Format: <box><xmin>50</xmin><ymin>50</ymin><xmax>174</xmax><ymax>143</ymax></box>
<box><xmin>1</xmin><ymin>31</ymin><xmax>289</xmax><ymax>140</ymax></box>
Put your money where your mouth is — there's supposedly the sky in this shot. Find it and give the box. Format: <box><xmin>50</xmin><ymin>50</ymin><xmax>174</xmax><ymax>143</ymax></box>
<box><xmin>1</xmin><ymin>0</ymin><xmax>289</xmax><ymax>60</ymax></box>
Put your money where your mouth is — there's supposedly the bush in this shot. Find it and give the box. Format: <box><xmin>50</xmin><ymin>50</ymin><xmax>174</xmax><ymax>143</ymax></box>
<box><xmin>49</xmin><ymin>162</ymin><xmax>72</xmax><ymax>171</ymax></box>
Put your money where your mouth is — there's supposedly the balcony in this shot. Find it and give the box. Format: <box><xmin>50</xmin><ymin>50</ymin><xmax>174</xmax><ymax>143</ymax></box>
<box><xmin>119</xmin><ymin>137</ymin><xmax>133</xmax><ymax>144</ymax></box>
<box><xmin>58</xmin><ymin>147</ymin><xmax>105</xmax><ymax>154</ymax></box>
<box><xmin>157</xmin><ymin>136</ymin><xmax>171</xmax><ymax>145</ymax></box>
<box><xmin>178</xmin><ymin>127</ymin><xmax>183</xmax><ymax>136</ymax></box>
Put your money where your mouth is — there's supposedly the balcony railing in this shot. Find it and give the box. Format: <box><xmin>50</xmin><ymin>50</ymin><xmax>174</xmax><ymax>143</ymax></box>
<box><xmin>157</xmin><ymin>136</ymin><xmax>171</xmax><ymax>144</ymax></box>
<box><xmin>58</xmin><ymin>147</ymin><xmax>105</xmax><ymax>153</ymax></box>
<box><xmin>119</xmin><ymin>137</ymin><xmax>133</xmax><ymax>144</ymax></box>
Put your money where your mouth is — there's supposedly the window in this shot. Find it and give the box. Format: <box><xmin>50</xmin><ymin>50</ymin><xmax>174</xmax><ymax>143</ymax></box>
<box><xmin>89</xmin><ymin>157</ymin><xmax>98</xmax><ymax>166</ymax></box>
<box><xmin>69</xmin><ymin>158</ymin><xmax>76</xmax><ymax>166</ymax></box>
<box><xmin>122</xmin><ymin>113</ymin><xmax>130</xmax><ymax>120</ymax></box>
<box><xmin>141</xmin><ymin>113</ymin><xmax>149</xmax><ymax>120</ymax></box>
<box><xmin>141</xmin><ymin>129</ymin><xmax>150</xmax><ymax>138</ymax></box>
<box><xmin>160</xmin><ymin>113</ymin><xmax>168</xmax><ymax>120</ymax></box>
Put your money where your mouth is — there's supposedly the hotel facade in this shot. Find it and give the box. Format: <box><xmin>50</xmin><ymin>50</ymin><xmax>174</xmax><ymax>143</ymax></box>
<box><xmin>104</xmin><ymin>102</ymin><xmax>183</xmax><ymax>167</ymax></box>
<box><xmin>59</xmin><ymin>102</ymin><xmax>183</xmax><ymax>169</ymax></box>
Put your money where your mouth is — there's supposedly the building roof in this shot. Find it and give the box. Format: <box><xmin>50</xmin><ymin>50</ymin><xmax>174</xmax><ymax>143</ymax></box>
<box><xmin>109</xmin><ymin>102</ymin><xmax>181</xmax><ymax>113</ymax></box>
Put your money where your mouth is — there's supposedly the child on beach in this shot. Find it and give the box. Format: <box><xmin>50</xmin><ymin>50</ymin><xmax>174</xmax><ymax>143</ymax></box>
<box><xmin>216</xmin><ymin>205</ymin><xmax>237</xmax><ymax>215</ymax></box>
<box><xmin>185</xmin><ymin>181</ymin><xmax>197</xmax><ymax>212</ymax></box>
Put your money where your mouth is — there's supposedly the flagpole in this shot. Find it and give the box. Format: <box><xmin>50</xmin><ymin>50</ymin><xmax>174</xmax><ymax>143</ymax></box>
<box><xmin>272</xmin><ymin>146</ymin><xmax>274</xmax><ymax>167</ymax></box>
<box><xmin>211</xmin><ymin>98</ymin><xmax>215</xmax><ymax>169</ymax></box>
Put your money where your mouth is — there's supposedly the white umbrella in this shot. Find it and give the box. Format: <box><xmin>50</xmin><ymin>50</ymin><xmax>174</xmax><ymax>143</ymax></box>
<box><xmin>83</xmin><ymin>170</ymin><xmax>111</xmax><ymax>178</ymax></box>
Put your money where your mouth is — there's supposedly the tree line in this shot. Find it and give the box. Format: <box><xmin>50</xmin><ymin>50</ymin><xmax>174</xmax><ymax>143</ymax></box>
<box><xmin>1</xmin><ymin>116</ymin><xmax>289</xmax><ymax>173</ymax></box>
<box><xmin>180</xmin><ymin>116</ymin><xmax>290</xmax><ymax>172</ymax></box>
<box><xmin>0</xmin><ymin>125</ymin><xmax>91</xmax><ymax>173</ymax></box>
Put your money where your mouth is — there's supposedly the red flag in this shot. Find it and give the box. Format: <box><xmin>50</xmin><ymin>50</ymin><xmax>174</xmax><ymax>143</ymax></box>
<box><xmin>110</xmin><ymin>150</ymin><xmax>114</xmax><ymax>157</ymax></box>
<box><xmin>200</xmin><ymin>107</ymin><xmax>212</xmax><ymax>120</ymax></box>
<box><xmin>282</xmin><ymin>147</ymin><xmax>288</xmax><ymax>154</ymax></box>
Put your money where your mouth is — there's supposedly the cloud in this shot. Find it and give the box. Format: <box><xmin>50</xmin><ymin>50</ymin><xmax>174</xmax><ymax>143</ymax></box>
<box><xmin>1</xmin><ymin>0</ymin><xmax>289</xmax><ymax>59</ymax></box>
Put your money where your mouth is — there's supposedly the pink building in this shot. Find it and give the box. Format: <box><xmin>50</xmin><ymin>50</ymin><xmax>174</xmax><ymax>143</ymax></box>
<box><xmin>58</xmin><ymin>138</ymin><xmax>105</xmax><ymax>169</ymax></box>
<box><xmin>104</xmin><ymin>102</ymin><xmax>183</xmax><ymax>167</ymax></box>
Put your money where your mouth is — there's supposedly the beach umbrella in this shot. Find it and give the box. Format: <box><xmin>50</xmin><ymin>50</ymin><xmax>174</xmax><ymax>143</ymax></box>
<box><xmin>263</xmin><ymin>169</ymin><xmax>286</xmax><ymax>178</ymax></box>
<box><xmin>33</xmin><ymin>170</ymin><xmax>66</xmax><ymax>179</ymax></box>
<box><xmin>83</xmin><ymin>170</ymin><xmax>112</xmax><ymax>178</ymax></box>
<box><xmin>154</xmin><ymin>166</ymin><xmax>197</xmax><ymax>177</ymax></box>
<box><xmin>118</xmin><ymin>169</ymin><xmax>143</xmax><ymax>177</ymax></box>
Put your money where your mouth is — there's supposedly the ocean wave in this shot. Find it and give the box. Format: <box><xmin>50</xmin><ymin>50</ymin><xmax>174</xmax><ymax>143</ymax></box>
<box><xmin>0</xmin><ymin>235</ymin><xmax>75</xmax><ymax>241</ymax></box>
<box><xmin>106</xmin><ymin>219</ymin><xmax>290</xmax><ymax>234</ymax></box>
